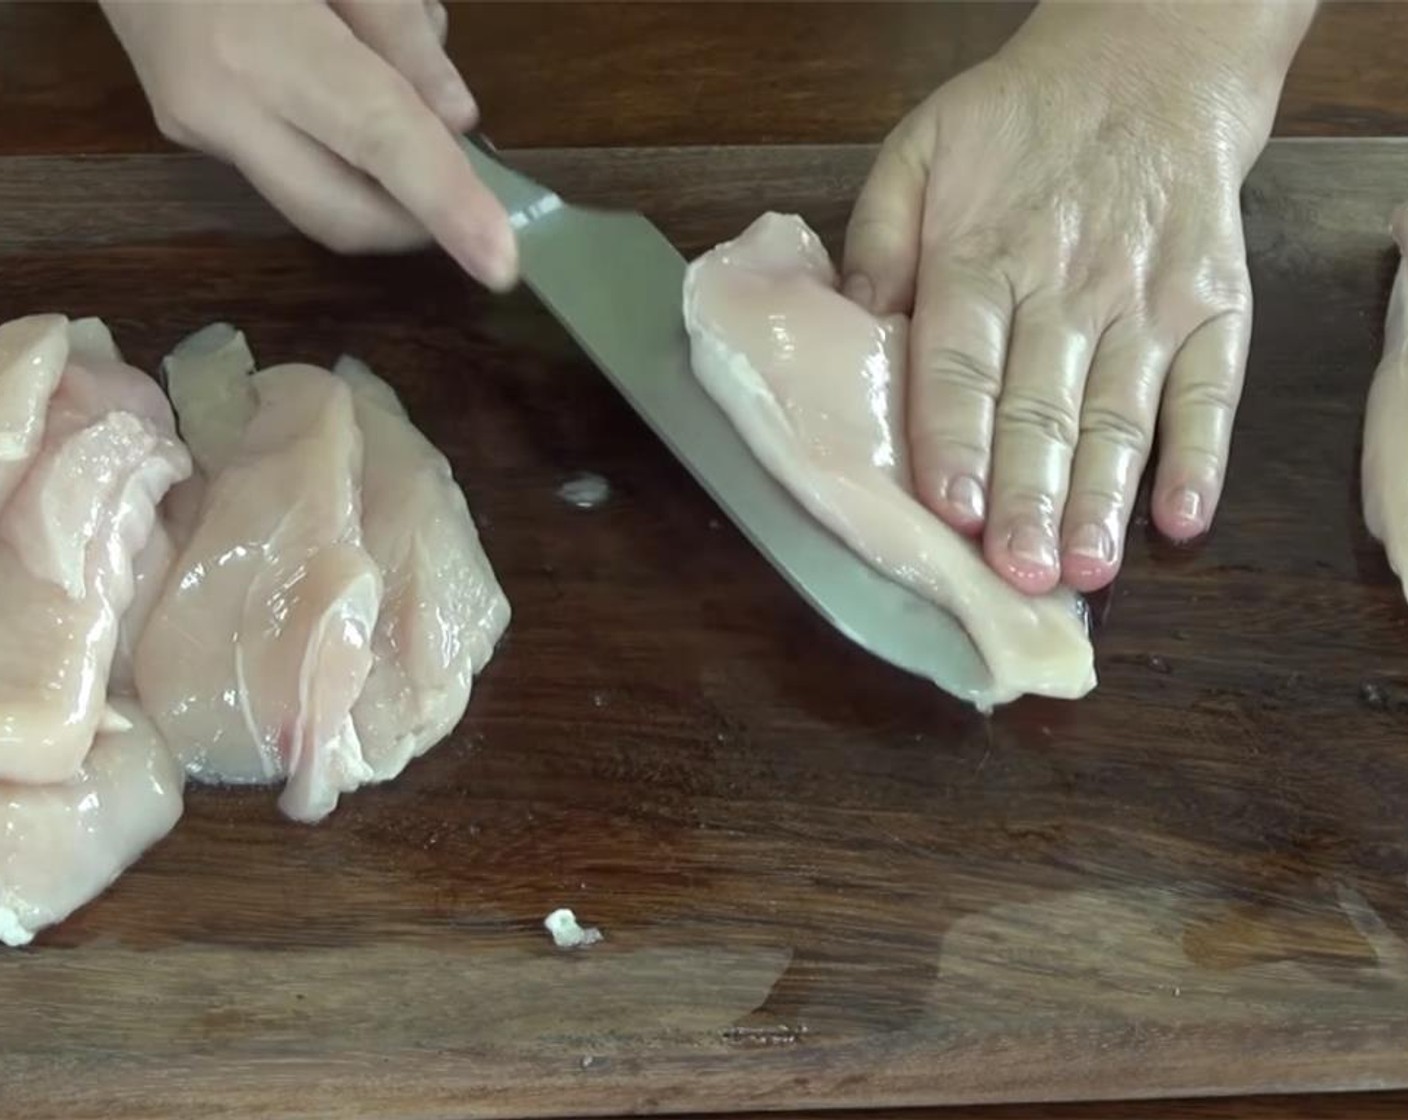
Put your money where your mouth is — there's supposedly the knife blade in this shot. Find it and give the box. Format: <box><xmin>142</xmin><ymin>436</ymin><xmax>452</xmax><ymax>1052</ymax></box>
<box><xmin>462</xmin><ymin>136</ymin><xmax>994</xmax><ymax>705</ymax></box>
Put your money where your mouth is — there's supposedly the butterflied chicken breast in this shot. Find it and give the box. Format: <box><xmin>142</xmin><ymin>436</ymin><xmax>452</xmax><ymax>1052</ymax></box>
<box><xmin>0</xmin><ymin>344</ymin><xmax>191</xmax><ymax>784</ymax></box>
<box><xmin>136</xmin><ymin>357</ymin><xmax>380</xmax><ymax>823</ymax></box>
<box><xmin>332</xmin><ymin>355</ymin><xmax>510</xmax><ymax>781</ymax></box>
<box><xmin>1364</xmin><ymin>205</ymin><xmax>1408</xmax><ymax>581</ymax></box>
<box><xmin>0</xmin><ymin>698</ymin><xmax>184</xmax><ymax>948</ymax></box>
<box><xmin>683</xmin><ymin>213</ymin><xmax>1094</xmax><ymax>707</ymax></box>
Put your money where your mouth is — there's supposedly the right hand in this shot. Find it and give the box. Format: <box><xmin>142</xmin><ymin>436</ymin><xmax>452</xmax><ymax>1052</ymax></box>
<box><xmin>101</xmin><ymin>0</ymin><xmax>517</xmax><ymax>290</ymax></box>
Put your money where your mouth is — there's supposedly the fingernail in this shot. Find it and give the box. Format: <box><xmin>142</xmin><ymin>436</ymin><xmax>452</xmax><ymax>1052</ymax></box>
<box><xmin>1067</xmin><ymin>522</ymin><xmax>1114</xmax><ymax>565</ymax></box>
<box><xmin>945</xmin><ymin>474</ymin><xmax>985</xmax><ymax>522</ymax></box>
<box><xmin>474</xmin><ymin>229</ymin><xmax>518</xmax><ymax>292</ymax></box>
<box><xmin>842</xmin><ymin>273</ymin><xmax>874</xmax><ymax>311</ymax></box>
<box><xmin>1008</xmin><ymin>522</ymin><xmax>1059</xmax><ymax>571</ymax></box>
<box><xmin>1170</xmin><ymin>487</ymin><xmax>1203</xmax><ymax>527</ymax></box>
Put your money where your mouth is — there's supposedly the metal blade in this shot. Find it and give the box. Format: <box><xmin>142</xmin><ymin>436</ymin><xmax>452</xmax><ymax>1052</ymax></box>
<box><xmin>463</xmin><ymin>139</ymin><xmax>993</xmax><ymax>702</ymax></box>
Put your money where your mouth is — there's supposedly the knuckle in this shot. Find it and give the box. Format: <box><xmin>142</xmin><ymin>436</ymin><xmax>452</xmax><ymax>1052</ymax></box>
<box><xmin>1066</xmin><ymin>483</ymin><xmax>1126</xmax><ymax>513</ymax></box>
<box><xmin>992</xmin><ymin>484</ymin><xmax>1058</xmax><ymax>521</ymax></box>
<box><xmin>1169</xmin><ymin>372</ymin><xmax>1241</xmax><ymax>414</ymax></box>
<box><xmin>997</xmin><ymin>388</ymin><xmax>1079</xmax><ymax>450</ymax></box>
<box><xmin>913</xmin><ymin>430</ymin><xmax>987</xmax><ymax>467</ymax></box>
<box><xmin>1079</xmin><ymin>403</ymin><xmax>1151</xmax><ymax>450</ymax></box>
<box><xmin>917</xmin><ymin>346</ymin><xmax>1001</xmax><ymax>397</ymax></box>
<box><xmin>348</xmin><ymin>96</ymin><xmax>413</xmax><ymax>172</ymax></box>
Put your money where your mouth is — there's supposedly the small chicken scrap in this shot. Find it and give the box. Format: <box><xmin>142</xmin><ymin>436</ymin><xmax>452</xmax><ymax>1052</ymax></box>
<box><xmin>0</xmin><ymin>315</ymin><xmax>509</xmax><ymax>947</ymax></box>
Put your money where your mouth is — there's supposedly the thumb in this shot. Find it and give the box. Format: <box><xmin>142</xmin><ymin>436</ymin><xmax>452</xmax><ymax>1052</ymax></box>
<box><xmin>841</xmin><ymin>121</ymin><xmax>929</xmax><ymax>315</ymax></box>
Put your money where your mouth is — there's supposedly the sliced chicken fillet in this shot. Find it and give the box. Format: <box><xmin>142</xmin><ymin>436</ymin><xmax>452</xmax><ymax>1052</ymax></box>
<box><xmin>0</xmin><ymin>355</ymin><xmax>190</xmax><ymax>784</ymax></box>
<box><xmin>0</xmin><ymin>698</ymin><xmax>184</xmax><ymax>948</ymax></box>
<box><xmin>0</xmin><ymin>314</ymin><xmax>69</xmax><ymax>511</ymax></box>
<box><xmin>683</xmin><ymin>213</ymin><xmax>1095</xmax><ymax>707</ymax></box>
<box><xmin>332</xmin><ymin>355</ymin><xmax>510</xmax><ymax>781</ymax></box>
<box><xmin>136</xmin><ymin>357</ymin><xmax>380</xmax><ymax>822</ymax></box>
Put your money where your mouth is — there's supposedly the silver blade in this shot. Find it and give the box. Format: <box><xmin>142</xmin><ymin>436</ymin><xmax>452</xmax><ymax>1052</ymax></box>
<box><xmin>463</xmin><ymin>139</ymin><xmax>993</xmax><ymax>703</ymax></box>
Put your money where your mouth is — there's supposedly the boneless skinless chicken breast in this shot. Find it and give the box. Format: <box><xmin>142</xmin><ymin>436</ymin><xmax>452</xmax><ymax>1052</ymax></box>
<box><xmin>135</xmin><ymin>350</ymin><xmax>381</xmax><ymax>824</ymax></box>
<box><xmin>683</xmin><ymin>213</ymin><xmax>1095</xmax><ymax>707</ymax></box>
<box><xmin>0</xmin><ymin>698</ymin><xmax>184</xmax><ymax>947</ymax></box>
<box><xmin>1364</xmin><ymin>204</ymin><xmax>1408</xmax><ymax>582</ymax></box>
<box><xmin>331</xmin><ymin>356</ymin><xmax>510</xmax><ymax>781</ymax></box>
<box><xmin>0</xmin><ymin>316</ymin><xmax>192</xmax><ymax>784</ymax></box>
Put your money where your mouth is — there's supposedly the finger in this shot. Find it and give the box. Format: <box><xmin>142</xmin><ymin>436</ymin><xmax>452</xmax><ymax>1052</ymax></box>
<box><xmin>906</xmin><ymin>257</ymin><xmax>1012</xmax><ymax>536</ymax></box>
<box><xmin>253</xmin><ymin>5</ymin><xmax>516</xmax><ymax>289</ymax></box>
<box><xmin>841</xmin><ymin>119</ymin><xmax>928</xmax><ymax>315</ymax></box>
<box><xmin>221</xmin><ymin>104</ymin><xmax>432</xmax><ymax>254</ymax></box>
<box><xmin>1150</xmin><ymin>309</ymin><xmax>1252</xmax><ymax>542</ymax></box>
<box><xmin>332</xmin><ymin>0</ymin><xmax>477</xmax><ymax>132</ymax></box>
<box><xmin>426</xmin><ymin>0</ymin><xmax>449</xmax><ymax>45</ymax></box>
<box><xmin>1059</xmin><ymin>322</ymin><xmax>1170</xmax><ymax>592</ymax></box>
<box><xmin>983</xmin><ymin>301</ymin><xmax>1094</xmax><ymax>595</ymax></box>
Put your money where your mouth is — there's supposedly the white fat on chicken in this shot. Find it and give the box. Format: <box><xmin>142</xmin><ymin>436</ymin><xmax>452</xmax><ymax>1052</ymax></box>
<box><xmin>0</xmin><ymin>330</ymin><xmax>192</xmax><ymax>784</ymax></box>
<box><xmin>332</xmin><ymin>355</ymin><xmax>510</xmax><ymax>781</ymax></box>
<box><xmin>0</xmin><ymin>698</ymin><xmax>184</xmax><ymax>948</ymax></box>
<box><xmin>1364</xmin><ymin>204</ymin><xmax>1408</xmax><ymax>584</ymax></box>
<box><xmin>682</xmin><ymin>213</ymin><xmax>1095</xmax><ymax>707</ymax></box>
<box><xmin>136</xmin><ymin>349</ymin><xmax>380</xmax><ymax>823</ymax></box>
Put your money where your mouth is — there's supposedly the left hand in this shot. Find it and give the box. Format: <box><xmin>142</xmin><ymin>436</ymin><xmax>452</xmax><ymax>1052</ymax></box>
<box><xmin>841</xmin><ymin>1</ymin><xmax>1315</xmax><ymax>595</ymax></box>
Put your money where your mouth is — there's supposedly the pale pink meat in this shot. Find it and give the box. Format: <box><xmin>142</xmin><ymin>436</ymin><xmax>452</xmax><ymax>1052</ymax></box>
<box><xmin>0</xmin><ymin>698</ymin><xmax>184</xmax><ymax>947</ymax></box>
<box><xmin>0</xmin><ymin>314</ymin><xmax>69</xmax><ymax>511</ymax></box>
<box><xmin>683</xmin><ymin>213</ymin><xmax>1095</xmax><ymax>707</ymax></box>
<box><xmin>332</xmin><ymin>355</ymin><xmax>510</xmax><ymax>781</ymax></box>
<box><xmin>135</xmin><ymin>359</ymin><xmax>380</xmax><ymax>823</ymax></box>
<box><xmin>0</xmin><ymin>332</ymin><xmax>191</xmax><ymax>784</ymax></box>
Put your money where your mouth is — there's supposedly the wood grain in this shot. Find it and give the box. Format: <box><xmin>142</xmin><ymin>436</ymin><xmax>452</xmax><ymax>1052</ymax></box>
<box><xmin>7</xmin><ymin>1</ymin><xmax>1408</xmax><ymax>158</ymax></box>
<box><xmin>7</xmin><ymin>0</ymin><xmax>1408</xmax><ymax>1116</ymax></box>
<box><xmin>2</xmin><ymin>140</ymin><xmax>1408</xmax><ymax>1119</ymax></box>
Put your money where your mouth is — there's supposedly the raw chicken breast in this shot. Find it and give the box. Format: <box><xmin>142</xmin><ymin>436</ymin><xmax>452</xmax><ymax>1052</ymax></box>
<box><xmin>0</xmin><ymin>698</ymin><xmax>184</xmax><ymax>948</ymax></box>
<box><xmin>67</xmin><ymin>316</ymin><xmax>124</xmax><ymax>365</ymax></box>
<box><xmin>332</xmin><ymin>355</ymin><xmax>510</xmax><ymax>781</ymax></box>
<box><xmin>136</xmin><ymin>357</ymin><xmax>380</xmax><ymax>823</ymax></box>
<box><xmin>0</xmin><ymin>345</ymin><xmax>191</xmax><ymax>783</ymax></box>
<box><xmin>109</xmin><ymin>520</ymin><xmax>176</xmax><ymax>697</ymax></box>
<box><xmin>161</xmin><ymin>321</ymin><xmax>257</xmax><ymax>477</ymax></box>
<box><xmin>0</xmin><ymin>314</ymin><xmax>69</xmax><ymax>511</ymax></box>
<box><xmin>683</xmin><ymin>213</ymin><xmax>1095</xmax><ymax>707</ymax></box>
<box><xmin>1364</xmin><ymin>205</ymin><xmax>1408</xmax><ymax>581</ymax></box>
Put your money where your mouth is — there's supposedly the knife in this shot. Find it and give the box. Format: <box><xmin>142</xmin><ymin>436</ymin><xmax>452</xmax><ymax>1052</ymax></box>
<box><xmin>461</xmin><ymin>135</ymin><xmax>994</xmax><ymax>705</ymax></box>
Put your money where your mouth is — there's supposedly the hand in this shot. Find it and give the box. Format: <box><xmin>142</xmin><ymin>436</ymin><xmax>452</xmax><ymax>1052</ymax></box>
<box><xmin>842</xmin><ymin>1</ymin><xmax>1315</xmax><ymax>595</ymax></box>
<box><xmin>101</xmin><ymin>0</ymin><xmax>517</xmax><ymax>290</ymax></box>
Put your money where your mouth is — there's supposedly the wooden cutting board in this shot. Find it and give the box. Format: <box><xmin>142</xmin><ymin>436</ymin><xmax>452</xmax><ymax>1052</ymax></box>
<box><xmin>3</xmin><ymin>140</ymin><xmax>1408</xmax><ymax>1119</ymax></box>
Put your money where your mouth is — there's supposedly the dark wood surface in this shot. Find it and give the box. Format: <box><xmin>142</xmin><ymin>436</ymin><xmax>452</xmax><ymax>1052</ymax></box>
<box><xmin>6</xmin><ymin>2</ymin><xmax>1408</xmax><ymax>1118</ymax></box>
<box><xmin>3</xmin><ymin>139</ymin><xmax>1408</xmax><ymax>1118</ymax></box>
<box><xmin>9</xmin><ymin>1</ymin><xmax>1408</xmax><ymax>156</ymax></box>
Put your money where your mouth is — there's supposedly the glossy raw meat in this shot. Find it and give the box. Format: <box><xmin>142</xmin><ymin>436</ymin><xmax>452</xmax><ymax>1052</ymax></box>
<box><xmin>161</xmin><ymin>321</ymin><xmax>257</xmax><ymax>477</ymax></box>
<box><xmin>333</xmin><ymin>355</ymin><xmax>510</xmax><ymax>781</ymax></box>
<box><xmin>0</xmin><ymin>329</ymin><xmax>191</xmax><ymax>783</ymax></box>
<box><xmin>683</xmin><ymin>213</ymin><xmax>1095</xmax><ymax>707</ymax></box>
<box><xmin>1364</xmin><ymin>205</ymin><xmax>1408</xmax><ymax>582</ymax></box>
<box><xmin>0</xmin><ymin>314</ymin><xmax>69</xmax><ymax>511</ymax></box>
<box><xmin>0</xmin><ymin>698</ymin><xmax>184</xmax><ymax>948</ymax></box>
<box><xmin>136</xmin><ymin>354</ymin><xmax>380</xmax><ymax>823</ymax></box>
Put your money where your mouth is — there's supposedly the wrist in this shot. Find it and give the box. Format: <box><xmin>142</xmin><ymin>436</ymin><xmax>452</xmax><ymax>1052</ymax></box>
<box><xmin>1000</xmin><ymin>1</ymin><xmax>1317</xmax><ymax>156</ymax></box>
